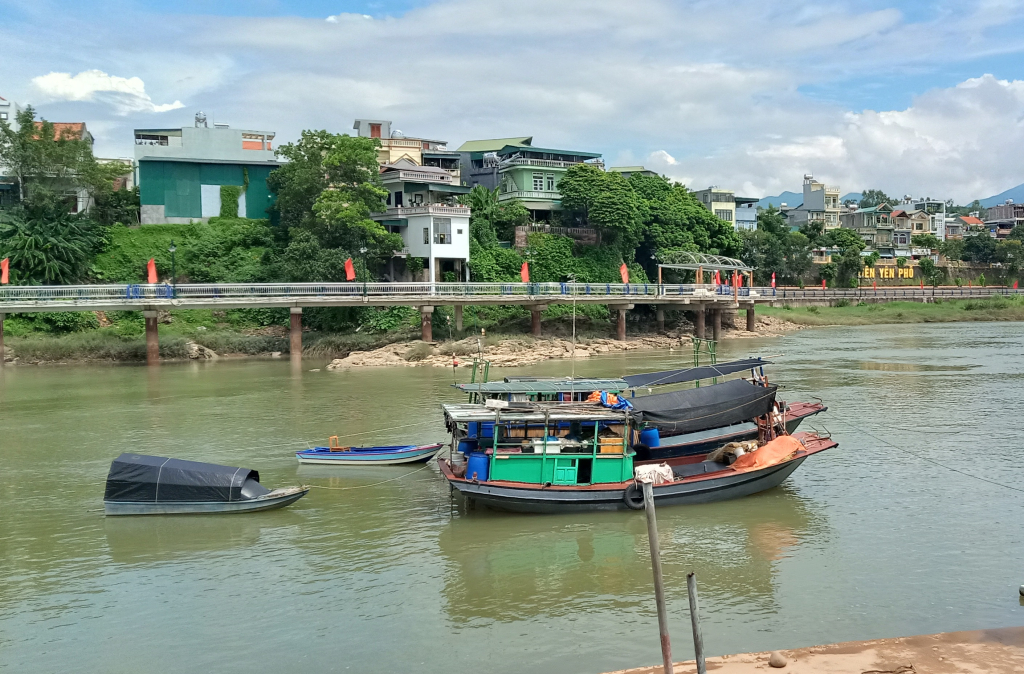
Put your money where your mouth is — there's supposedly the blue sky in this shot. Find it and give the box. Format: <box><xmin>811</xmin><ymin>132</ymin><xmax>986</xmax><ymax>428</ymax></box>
<box><xmin>3</xmin><ymin>0</ymin><xmax>1024</xmax><ymax>201</ymax></box>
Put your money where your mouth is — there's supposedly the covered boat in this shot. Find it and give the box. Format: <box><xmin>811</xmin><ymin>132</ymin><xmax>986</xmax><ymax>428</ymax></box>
<box><xmin>103</xmin><ymin>454</ymin><xmax>308</xmax><ymax>515</ymax></box>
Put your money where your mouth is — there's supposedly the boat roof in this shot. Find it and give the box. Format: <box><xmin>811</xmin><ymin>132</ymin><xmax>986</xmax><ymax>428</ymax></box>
<box><xmin>442</xmin><ymin>403</ymin><xmax>628</xmax><ymax>423</ymax></box>
<box><xmin>621</xmin><ymin>358</ymin><xmax>771</xmax><ymax>388</ymax></box>
<box><xmin>454</xmin><ymin>378</ymin><xmax>627</xmax><ymax>394</ymax></box>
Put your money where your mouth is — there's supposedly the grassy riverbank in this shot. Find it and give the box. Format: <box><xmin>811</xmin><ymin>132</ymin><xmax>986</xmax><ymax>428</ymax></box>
<box><xmin>761</xmin><ymin>295</ymin><xmax>1024</xmax><ymax>326</ymax></box>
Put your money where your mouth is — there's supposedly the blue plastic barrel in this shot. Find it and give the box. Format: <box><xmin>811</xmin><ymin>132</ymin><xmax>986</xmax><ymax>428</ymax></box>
<box><xmin>480</xmin><ymin>422</ymin><xmax>495</xmax><ymax>439</ymax></box>
<box><xmin>467</xmin><ymin>452</ymin><xmax>490</xmax><ymax>482</ymax></box>
<box><xmin>467</xmin><ymin>422</ymin><xmax>479</xmax><ymax>438</ymax></box>
<box><xmin>639</xmin><ymin>428</ymin><xmax>660</xmax><ymax>447</ymax></box>
<box><xmin>458</xmin><ymin>439</ymin><xmax>478</xmax><ymax>455</ymax></box>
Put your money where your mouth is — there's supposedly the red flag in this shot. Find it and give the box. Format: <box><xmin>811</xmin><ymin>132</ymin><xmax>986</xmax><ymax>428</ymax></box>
<box><xmin>147</xmin><ymin>258</ymin><xmax>157</xmax><ymax>284</ymax></box>
<box><xmin>873</xmin><ymin>280</ymin><xmax>877</xmax><ymax>290</ymax></box>
<box><xmin>737</xmin><ymin>273</ymin><xmax>743</xmax><ymax>287</ymax></box>
<box><xmin>821</xmin><ymin>279</ymin><xmax>826</xmax><ymax>290</ymax></box>
<box><xmin>520</xmin><ymin>261</ymin><xmax>529</xmax><ymax>283</ymax></box>
<box><xmin>771</xmin><ymin>272</ymin><xmax>776</xmax><ymax>289</ymax></box>
<box><xmin>1015</xmin><ymin>281</ymin><xmax>1019</xmax><ymax>290</ymax></box>
<box><xmin>714</xmin><ymin>270</ymin><xmax>721</xmax><ymax>285</ymax></box>
<box><xmin>344</xmin><ymin>257</ymin><xmax>356</xmax><ymax>281</ymax></box>
<box><xmin>619</xmin><ymin>263</ymin><xmax>629</xmax><ymax>284</ymax></box>
<box><xmin>0</xmin><ymin>258</ymin><xmax>8</xmax><ymax>285</ymax></box>
<box><xmin>920</xmin><ymin>278</ymin><xmax>924</xmax><ymax>290</ymax></box>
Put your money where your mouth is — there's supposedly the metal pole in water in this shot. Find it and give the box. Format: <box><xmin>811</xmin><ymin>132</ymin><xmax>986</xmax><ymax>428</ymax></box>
<box><xmin>642</xmin><ymin>481</ymin><xmax>673</xmax><ymax>674</ymax></box>
<box><xmin>687</xmin><ymin>572</ymin><xmax>707</xmax><ymax>674</ymax></box>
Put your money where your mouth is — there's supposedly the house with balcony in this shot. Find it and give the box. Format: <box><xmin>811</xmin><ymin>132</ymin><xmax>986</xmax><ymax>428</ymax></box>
<box><xmin>785</xmin><ymin>175</ymin><xmax>842</xmax><ymax>229</ymax></box>
<box><xmin>457</xmin><ymin>137</ymin><xmax>603</xmax><ymax>222</ymax></box>
<box><xmin>984</xmin><ymin>200</ymin><xmax>1024</xmax><ymax>239</ymax></box>
<box><xmin>839</xmin><ymin>204</ymin><xmax>895</xmax><ymax>257</ymax></box>
<box><xmin>134</xmin><ymin>114</ymin><xmax>278</xmax><ymax>224</ymax></box>
<box><xmin>692</xmin><ymin>187</ymin><xmax>736</xmax><ymax>225</ymax></box>
<box><xmin>372</xmin><ymin>158</ymin><xmax>471</xmax><ymax>282</ymax></box>
<box><xmin>734</xmin><ymin>196</ymin><xmax>759</xmax><ymax>231</ymax></box>
<box><xmin>353</xmin><ymin>119</ymin><xmax>461</xmax><ymax>183</ymax></box>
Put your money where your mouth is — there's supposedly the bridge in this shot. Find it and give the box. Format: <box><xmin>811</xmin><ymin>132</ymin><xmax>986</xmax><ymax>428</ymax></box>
<box><xmin>0</xmin><ymin>281</ymin><xmax>1017</xmax><ymax>365</ymax></box>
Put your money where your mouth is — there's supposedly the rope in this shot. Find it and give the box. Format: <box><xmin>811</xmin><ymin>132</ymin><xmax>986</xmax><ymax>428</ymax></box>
<box><xmin>824</xmin><ymin>419</ymin><xmax>1024</xmax><ymax>495</ymax></box>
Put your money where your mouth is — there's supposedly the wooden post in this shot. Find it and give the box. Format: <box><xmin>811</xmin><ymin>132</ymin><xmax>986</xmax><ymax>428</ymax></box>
<box><xmin>656</xmin><ymin>307</ymin><xmax>665</xmax><ymax>333</ymax></box>
<box><xmin>697</xmin><ymin>265</ymin><xmax>703</xmax><ymax>285</ymax></box>
<box><xmin>289</xmin><ymin>308</ymin><xmax>302</xmax><ymax>359</ymax></box>
<box><xmin>712</xmin><ymin>309</ymin><xmax>721</xmax><ymax>342</ymax></box>
<box><xmin>143</xmin><ymin>310</ymin><xmax>159</xmax><ymax>365</ymax></box>
<box><xmin>420</xmin><ymin>305</ymin><xmax>434</xmax><ymax>342</ymax></box>
<box><xmin>694</xmin><ymin>306</ymin><xmax>705</xmax><ymax>339</ymax></box>
<box><xmin>687</xmin><ymin>572</ymin><xmax>707</xmax><ymax>674</ymax></box>
<box><xmin>746</xmin><ymin>305</ymin><xmax>755</xmax><ymax>332</ymax></box>
<box><xmin>454</xmin><ymin>305</ymin><xmax>464</xmax><ymax>332</ymax></box>
<box><xmin>642</xmin><ymin>481</ymin><xmax>673</xmax><ymax>674</ymax></box>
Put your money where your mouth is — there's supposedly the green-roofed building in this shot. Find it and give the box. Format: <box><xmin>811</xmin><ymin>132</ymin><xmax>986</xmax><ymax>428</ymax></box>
<box><xmin>457</xmin><ymin>136</ymin><xmax>603</xmax><ymax>222</ymax></box>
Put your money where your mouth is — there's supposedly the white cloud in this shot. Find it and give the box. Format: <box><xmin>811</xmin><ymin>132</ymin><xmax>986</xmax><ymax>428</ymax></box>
<box><xmin>31</xmin><ymin>70</ymin><xmax>184</xmax><ymax>115</ymax></box>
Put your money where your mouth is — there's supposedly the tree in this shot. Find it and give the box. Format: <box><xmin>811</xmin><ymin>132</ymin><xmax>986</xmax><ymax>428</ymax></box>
<box><xmin>917</xmin><ymin>257</ymin><xmax>944</xmax><ymax>287</ymax></box>
<box><xmin>962</xmin><ymin>235</ymin><xmax>997</xmax><ymax>264</ymax></box>
<box><xmin>798</xmin><ymin>218</ymin><xmax>826</xmax><ymax>246</ymax></box>
<box><xmin>589</xmin><ymin>173</ymin><xmax>641</xmax><ymax>255</ymax></box>
<box><xmin>557</xmin><ymin>163</ymin><xmax>608</xmax><ymax>226</ymax></box>
<box><xmin>0</xmin><ymin>189</ymin><xmax>101</xmax><ymax>284</ymax></box>
<box><xmin>896</xmin><ymin>256</ymin><xmax>908</xmax><ymax>268</ymax></box>
<box><xmin>995</xmin><ymin>239</ymin><xmax>1023</xmax><ymax>283</ymax></box>
<box><xmin>939</xmin><ymin>239</ymin><xmax>964</xmax><ymax>261</ymax></box>
<box><xmin>859</xmin><ymin>189</ymin><xmax>894</xmax><ymax>208</ymax></box>
<box><xmin>864</xmin><ymin>250</ymin><xmax>880</xmax><ymax>268</ymax></box>
<box><xmin>1008</xmin><ymin>223</ymin><xmax>1024</xmax><ymax>242</ymax></box>
<box><xmin>822</xmin><ymin>227</ymin><xmax>866</xmax><ymax>286</ymax></box>
<box><xmin>911</xmin><ymin>233</ymin><xmax>941</xmax><ymax>250</ymax></box>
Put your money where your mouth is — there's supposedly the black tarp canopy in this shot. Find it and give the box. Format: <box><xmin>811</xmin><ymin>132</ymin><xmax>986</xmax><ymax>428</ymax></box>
<box><xmin>630</xmin><ymin>379</ymin><xmax>777</xmax><ymax>435</ymax></box>
<box><xmin>104</xmin><ymin>454</ymin><xmax>269</xmax><ymax>503</ymax></box>
<box><xmin>621</xmin><ymin>358</ymin><xmax>771</xmax><ymax>388</ymax></box>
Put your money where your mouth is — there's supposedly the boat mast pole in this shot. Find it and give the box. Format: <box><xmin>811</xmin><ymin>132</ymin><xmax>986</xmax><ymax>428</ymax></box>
<box><xmin>641</xmin><ymin>481</ymin><xmax>673</xmax><ymax>674</ymax></box>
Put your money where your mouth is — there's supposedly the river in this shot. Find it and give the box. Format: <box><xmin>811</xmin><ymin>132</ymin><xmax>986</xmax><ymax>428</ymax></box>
<box><xmin>1</xmin><ymin>322</ymin><xmax>1023</xmax><ymax>673</ymax></box>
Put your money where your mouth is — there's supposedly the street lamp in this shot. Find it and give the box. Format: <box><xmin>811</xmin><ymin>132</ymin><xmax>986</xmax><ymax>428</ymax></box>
<box><xmin>168</xmin><ymin>240</ymin><xmax>177</xmax><ymax>288</ymax></box>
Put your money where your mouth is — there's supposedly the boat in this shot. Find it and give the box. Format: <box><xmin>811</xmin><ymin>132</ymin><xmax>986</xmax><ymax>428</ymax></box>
<box><xmin>295</xmin><ymin>438</ymin><xmax>444</xmax><ymax>465</ymax></box>
<box><xmin>103</xmin><ymin>453</ymin><xmax>308</xmax><ymax>516</ymax></box>
<box><xmin>438</xmin><ymin>403</ymin><xmax>836</xmax><ymax>513</ymax></box>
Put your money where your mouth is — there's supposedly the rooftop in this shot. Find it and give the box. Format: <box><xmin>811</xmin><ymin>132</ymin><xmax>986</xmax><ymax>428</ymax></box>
<box><xmin>457</xmin><ymin>136</ymin><xmax>533</xmax><ymax>153</ymax></box>
<box><xmin>34</xmin><ymin>121</ymin><xmax>90</xmax><ymax>141</ymax></box>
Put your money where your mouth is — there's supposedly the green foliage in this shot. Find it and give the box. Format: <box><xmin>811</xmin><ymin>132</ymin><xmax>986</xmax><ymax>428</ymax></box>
<box><xmin>0</xmin><ymin>190</ymin><xmax>102</xmax><ymax>284</ymax></box>
<box><xmin>93</xmin><ymin>222</ymin><xmax>191</xmax><ymax>282</ymax></box>
<box><xmin>917</xmin><ymin>257</ymin><xmax>944</xmax><ymax>287</ymax></box>
<box><xmin>821</xmin><ymin>228</ymin><xmax>866</xmax><ymax>286</ymax></box>
<box><xmin>911</xmin><ymin>233</ymin><xmax>941</xmax><ymax>249</ymax></box>
<box><xmin>557</xmin><ymin>163</ymin><xmax>608</xmax><ymax>225</ymax></box>
<box><xmin>219</xmin><ymin>185</ymin><xmax>243</xmax><ymax>218</ymax></box>
<box><xmin>740</xmin><ymin>209</ymin><xmax>812</xmax><ymax>285</ymax></box>
<box><xmin>91</xmin><ymin>186</ymin><xmax>140</xmax><ymax>226</ymax></box>
<box><xmin>834</xmin><ymin>299</ymin><xmax>851</xmax><ymax>308</ymax></box>
<box><xmin>977</xmin><ymin>273</ymin><xmax>987</xmax><ymax>286</ymax></box>
<box><xmin>361</xmin><ymin>306</ymin><xmax>417</xmax><ymax>333</ymax></box>
<box><xmin>963</xmin><ymin>235</ymin><xmax>997</xmax><ymax>263</ymax></box>
<box><xmin>468</xmin><ymin>239</ymin><xmax>524</xmax><ymax>282</ymax></box>
<box><xmin>995</xmin><ymin>239</ymin><xmax>1023</xmax><ymax>282</ymax></box>
<box><xmin>406</xmin><ymin>256</ymin><xmax>424</xmax><ymax>278</ymax></box>
<box><xmin>939</xmin><ymin>238</ymin><xmax>964</xmax><ymax>261</ymax></box>
<box><xmin>818</xmin><ymin>262</ymin><xmax>837</xmax><ymax>284</ymax></box>
<box><xmin>864</xmin><ymin>250</ymin><xmax>880</xmax><ymax>268</ymax></box>
<box><xmin>798</xmin><ymin>219</ymin><xmax>826</xmax><ymax>245</ymax></box>
<box><xmin>859</xmin><ymin>189</ymin><xmax>894</xmax><ymax>208</ymax></box>
<box><xmin>896</xmin><ymin>256</ymin><xmax>908</xmax><ymax>268</ymax></box>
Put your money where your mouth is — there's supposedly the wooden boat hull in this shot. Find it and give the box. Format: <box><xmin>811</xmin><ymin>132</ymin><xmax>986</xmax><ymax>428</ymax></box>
<box><xmin>633</xmin><ymin>402</ymin><xmax>825</xmax><ymax>462</ymax></box>
<box><xmin>295</xmin><ymin>443</ymin><xmax>442</xmax><ymax>466</ymax></box>
<box><xmin>104</xmin><ymin>486</ymin><xmax>309</xmax><ymax>516</ymax></box>
<box><xmin>439</xmin><ymin>434</ymin><xmax>835</xmax><ymax>514</ymax></box>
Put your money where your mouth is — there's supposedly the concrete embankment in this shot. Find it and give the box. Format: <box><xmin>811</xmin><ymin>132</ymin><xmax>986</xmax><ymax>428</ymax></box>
<box><xmin>604</xmin><ymin>626</ymin><xmax>1024</xmax><ymax>674</ymax></box>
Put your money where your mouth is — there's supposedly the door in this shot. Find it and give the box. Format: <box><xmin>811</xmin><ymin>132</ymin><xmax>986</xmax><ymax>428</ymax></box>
<box><xmin>552</xmin><ymin>458</ymin><xmax>577</xmax><ymax>485</ymax></box>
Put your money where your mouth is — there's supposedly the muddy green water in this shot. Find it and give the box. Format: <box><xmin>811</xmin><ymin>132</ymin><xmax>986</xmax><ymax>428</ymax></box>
<box><xmin>2</xmin><ymin>323</ymin><xmax>1024</xmax><ymax>673</ymax></box>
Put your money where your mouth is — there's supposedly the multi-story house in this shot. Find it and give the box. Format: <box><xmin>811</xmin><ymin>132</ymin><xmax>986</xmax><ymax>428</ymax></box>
<box><xmin>457</xmin><ymin>136</ymin><xmax>603</xmax><ymax>222</ymax></box>
<box><xmin>734</xmin><ymin>197</ymin><xmax>759</xmax><ymax>231</ymax></box>
<box><xmin>692</xmin><ymin>187</ymin><xmax>736</xmax><ymax>225</ymax></box>
<box><xmin>839</xmin><ymin>204</ymin><xmax>895</xmax><ymax>257</ymax></box>
<box><xmin>134</xmin><ymin>113</ymin><xmax>279</xmax><ymax>224</ymax></box>
<box><xmin>353</xmin><ymin>119</ymin><xmax>461</xmax><ymax>183</ymax></box>
<box><xmin>984</xmin><ymin>200</ymin><xmax>1024</xmax><ymax>239</ymax></box>
<box><xmin>785</xmin><ymin>175</ymin><xmax>842</xmax><ymax>229</ymax></box>
<box><xmin>900</xmin><ymin>197</ymin><xmax>948</xmax><ymax>240</ymax></box>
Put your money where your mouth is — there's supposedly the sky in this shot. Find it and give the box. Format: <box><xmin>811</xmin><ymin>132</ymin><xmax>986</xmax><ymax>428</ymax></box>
<box><xmin>3</xmin><ymin>0</ymin><xmax>1024</xmax><ymax>202</ymax></box>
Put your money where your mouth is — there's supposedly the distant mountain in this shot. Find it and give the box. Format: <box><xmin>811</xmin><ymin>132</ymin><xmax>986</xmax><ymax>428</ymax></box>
<box><xmin>757</xmin><ymin>191</ymin><xmax>802</xmax><ymax>209</ymax></box>
<box><xmin>840</xmin><ymin>192</ymin><xmax>862</xmax><ymax>204</ymax></box>
<box><xmin>980</xmin><ymin>182</ymin><xmax>1024</xmax><ymax>208</ymax></box>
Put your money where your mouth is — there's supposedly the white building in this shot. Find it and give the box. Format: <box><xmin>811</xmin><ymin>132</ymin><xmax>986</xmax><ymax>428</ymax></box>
<box><xmin>785</xmin><ymin>175</ymin><xmax>842</xmax><ymax>229</ymax></box>
<box><xmin>373</xmin><ymin>158</ymin><xmax>471</xmax><ymax>282</ymax></box>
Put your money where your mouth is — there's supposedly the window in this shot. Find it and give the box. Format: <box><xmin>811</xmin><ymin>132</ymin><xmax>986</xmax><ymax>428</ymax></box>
<box><xmin>370</xmin><ymin>124</ymin><xmax>381</xmax><ymax>139</ymax></box>
<box><xmin>533</xmin><ymin>173</ymin><xmax>544</xmax><ymax>191</ymax></box>
<box><xmin>394</xmin><ymin>191</ymin><xmax>403</xmax><ymax>207</ymax></box>
<box><xmin>0</xmin><ymin>112</ymin><xmax>7</xmax><ymax>120</ymax></box>
<box><xmin>423</xmin><ymin>227</ymin><xmax>429</xmax><ymax>244</ymax></box>
<box><xmin>714</xmin><ymin>209</ymin><xmax>733</xmax><ymax>222</ymax></box>
<box><xmin>456</xmin><ymin>228</ymin><xmax>463</xmax><ymax>235</ymax></box>
<box><xmin>433</xmin><ymin>218</ymin><xmax>452</xmax><ymax>244</ymax></box>
<box><xmin>386</xmin><ymin>192</ymin><xmax>391</xmax><ymax>206</ymax></box>
<box><xmin>546</xmin><ymin>174</ymin><xmax>555</xmax><ymax>191</ymax></box>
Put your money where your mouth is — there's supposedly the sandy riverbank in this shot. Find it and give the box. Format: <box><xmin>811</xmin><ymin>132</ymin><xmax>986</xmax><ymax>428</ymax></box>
<box><xmin>325</xmin><ymin>315</ymin><xmax>800</xmax><ymax>369</ymax></box>
<box><xmin>605</xmin><ymin>625</ymin><xmax>1024</xmax><ymax>674</ymax></box>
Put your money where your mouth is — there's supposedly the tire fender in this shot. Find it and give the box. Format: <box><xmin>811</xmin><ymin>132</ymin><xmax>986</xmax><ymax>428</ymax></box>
<box><xmin>623</xmin><ymin>482</ymin><xmax>645</xmax><ymax>510</ymax></box>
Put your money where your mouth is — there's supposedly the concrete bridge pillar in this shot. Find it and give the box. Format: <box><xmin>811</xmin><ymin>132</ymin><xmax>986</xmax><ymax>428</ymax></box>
<box><xmin>609</xmin><ymin>304</ymin><xmax>633</xmax><ymax>341</ymax></box>
<box><xmin>454</xmin><ymin>305</ymin><xmax>464</xmax><ymax>332</ymax></box>
<box><xmin>746</xmin><ymin>305</ymin><xmax>756</xmax><ymax>332</ymax></box>
<box><xmin>712</xmin><ymin>308</ymin><xmax>722</xmax><ymax>342</ymax></box>
<box><xmin>289</xmin><ymin>307</ymin><xmax>303</xmax><ymax>359</ymax></box>
<box><xmin>420</xmin><ymin>306</ymin><xmax>434</xmax><ymax>342</ymax></box>
<box><xmin>656</xmin><ymin>307</ymin><xmax>665</xmax><ymax>333</ymax></box>
<box><xmin>529</xmin><ymin>305</ymin><xmax>547</xmax><ymax>337</ymax></box>
<box><xmin>143</xmin><ymin>310</ymin><xmax>159</xmax><ymax>365</ymax></box>
<box><xmin>694</xmin><ymin>306</ymin><xmax>705</xmax><ymax>339</ymax></box>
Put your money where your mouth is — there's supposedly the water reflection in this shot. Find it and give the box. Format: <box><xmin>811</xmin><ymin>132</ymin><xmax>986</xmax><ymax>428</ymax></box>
<box><xmin>103</xmin><ymin>514</ymin><xmax>291</xmax><ymax>564</ymax></box>
<box><xmin>438</xmin><ymin>485</ymin><xmax>822</xmax><ymax>625</ymax></box>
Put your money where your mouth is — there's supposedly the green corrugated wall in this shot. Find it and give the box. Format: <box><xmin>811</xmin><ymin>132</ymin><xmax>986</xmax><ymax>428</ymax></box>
<box><xmin>139</xmin><ymin>161</ymin><xmax>277</xmax><ymax>220</ymax></box>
